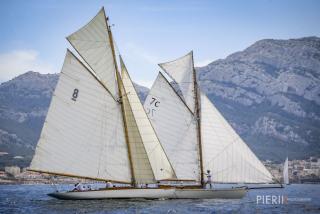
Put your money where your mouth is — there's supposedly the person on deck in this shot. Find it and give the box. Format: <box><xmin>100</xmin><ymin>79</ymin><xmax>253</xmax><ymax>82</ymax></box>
<box><xmin>73</xmin><ymin>183</ymin><xmax>85</xmax><ymax>191</ymax></box>
<box><xmin>205</xmin><ymin>170</ymin><xmax>213</xmax><ymax>189</ymax></box>
<box><xmin>106</xmin><ymin>181</ymin><xmax>112</xmax><ymax>188</ymax></box>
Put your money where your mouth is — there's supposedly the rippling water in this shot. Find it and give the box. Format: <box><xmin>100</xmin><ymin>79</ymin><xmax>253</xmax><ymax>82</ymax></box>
<box><xmin>0</xmin><ymin>184</ymin><xmax>319</xmax><ymax>213</ymax></box>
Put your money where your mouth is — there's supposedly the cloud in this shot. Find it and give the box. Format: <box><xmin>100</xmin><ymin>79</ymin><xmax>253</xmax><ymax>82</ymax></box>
<box><xmin>125</xmin><ymin>42</ymin><xmax>160</xmax><ymax>65</ymax></box>
<box><xmin>195</xmin><ymin>59</ymin><xmax>213</xmax><ymax>67</ymax></box>
<box><xmin>0</xmin><ymin>50</ymin><xmax>55</xmax><ymax>82</ymax></box>
<box><xmin>134</xmin><ymin>79</ymin><xmax>154</xmax><ymax>88</ymax></box>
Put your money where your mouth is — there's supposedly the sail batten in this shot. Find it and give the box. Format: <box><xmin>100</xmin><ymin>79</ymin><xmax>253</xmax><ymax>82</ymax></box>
<box><xmin>30</xmin><ymin>50</ymin><xmax>131</xmax><ymax>182</ymax></box>
<box><xmin>144</xmin><ymin>73</ymin><xmax>200</xmax><ymax>181</ymax></box>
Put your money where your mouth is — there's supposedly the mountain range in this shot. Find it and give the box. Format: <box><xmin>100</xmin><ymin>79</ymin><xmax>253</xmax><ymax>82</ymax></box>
<box><xmin>0</xmin><ymin>37</ymin><xmax>319</xmax><ymax>168</ymax></box>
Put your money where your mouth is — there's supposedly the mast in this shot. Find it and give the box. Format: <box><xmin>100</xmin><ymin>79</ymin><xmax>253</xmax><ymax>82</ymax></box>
<box><xmin>105</xmin><ymin>12</ymin><xmax>135</xmax><ymax>186</ymax></box>
<box><xmin>192</xmin><ymin>52</ymin><xmax>204</xmax><ymax>186</ymax></box>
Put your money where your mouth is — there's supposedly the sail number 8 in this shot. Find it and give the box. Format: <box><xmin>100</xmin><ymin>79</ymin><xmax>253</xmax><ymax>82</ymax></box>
<box><xmin>71</xmin><ymin>88</ymin><xmax>79</xmax><ymax>101</ymax></box>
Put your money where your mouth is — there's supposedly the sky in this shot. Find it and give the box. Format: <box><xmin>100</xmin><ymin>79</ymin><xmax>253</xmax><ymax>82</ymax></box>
<box><xmin>0</xmin><ymin>0</ymin><xmax>319</xmax><ymax>87</ymax></box>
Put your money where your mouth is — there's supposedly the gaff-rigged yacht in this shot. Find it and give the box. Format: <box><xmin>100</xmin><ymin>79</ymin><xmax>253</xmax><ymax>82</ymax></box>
<box><xmin>28</xmin><ymin>7</ymin><xmax>248</xmax><ymax>199</ymax></box>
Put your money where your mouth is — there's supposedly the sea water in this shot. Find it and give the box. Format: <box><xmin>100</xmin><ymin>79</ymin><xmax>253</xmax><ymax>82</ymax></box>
<box><xmin>0</xmin><ymin>184</ymin><xmax>319</xmax><ymax>213</ymax></box>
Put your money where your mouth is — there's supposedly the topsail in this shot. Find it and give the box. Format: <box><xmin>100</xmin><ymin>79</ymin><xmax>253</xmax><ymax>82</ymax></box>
<box><xmin>158</xmin><ymin>52</ymin><xmax>196</xmax><ymax>113</ymax></box>
<box><xmin>67</xmin><ymin>8</ymin><xmax>118</xmax><ymax>98</ymax></box>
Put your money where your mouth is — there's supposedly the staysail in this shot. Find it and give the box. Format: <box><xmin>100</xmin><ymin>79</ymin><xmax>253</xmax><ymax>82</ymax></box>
<box><xmin>120</xmin><ymin>58</ymin><xmax>176</xmax><ymax>181</ymax></box>
<box><xmin>158</xmin><ymin>52</ymin><xmax>195</xmax><ymax>113</ymax></box>
<box><xmin>144</xmin><ymin>72</ymin><xmax>200</xmax><ymax>181</ymax></box>
<box><xmin>200</xmin><ymin>93</ymin><xmax>274</xmax><ymax>183</ymax></box>
<box><xmin>30</xmin><ymin>50</ymin><xmax>131</xmax><ymax>183</ymax></box>
<box><xmin>67</xmin><ymin>8</ymin><xmax>118</xmax><ymax>98</ymax></box>
<box><xmin>283</xmin><ymin>157</ymin><xmax>289</xmax><ymax>185</ymax></box>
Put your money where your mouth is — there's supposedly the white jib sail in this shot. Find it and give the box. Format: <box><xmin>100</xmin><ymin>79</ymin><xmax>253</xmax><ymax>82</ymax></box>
<box><xmin>283</xmin><ymin>157</ymin><xmax>289</xmax><ymax>185</ymax></box>
<box><xmin>120</xmin><ymin>59</ymin><xmax>176</xmax><ymax>181</ymax></box>
<box><xmin>30</xmin><ymin>50</ymin><xmax>131</xmax><ymax>183</ymax></box>
<box><xmin>119</xmin><ymin>77</ymin><xmax>155</xmax><ymax>184</ymax></box>
<box><xmin>144</xmin><ymin>73</ymin><xmax>200</xmax><ymax>181</ymax></box>
<box><xmin>159</xmin><ymin>52</ymin><xmax>195</xmax><ymax>113</ymax></box>
<box><xmin>200</xmin><ymin>93</ymin><xmax>274</xmax><ymax>183</ymax></box>
<box><xmin>67</xmin><ymin>8</ymin><xmax>118</xmax><ymax>98</ymax></box>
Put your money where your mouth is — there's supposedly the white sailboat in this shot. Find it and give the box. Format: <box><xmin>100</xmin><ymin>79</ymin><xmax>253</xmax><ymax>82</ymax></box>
<box><xmin>144</xmin><ymin>51</ymin><xmax>277</xmax><ymax>188</ymax></box>
<box><xmin>28</xmin><ymin>8</ymin><xmax>247</xmax><ymax>199</ymax></box>
<box><xmin>283</xmin><ymin>157</ymin><xmax>289</xmax><ymax>185</ymax></box>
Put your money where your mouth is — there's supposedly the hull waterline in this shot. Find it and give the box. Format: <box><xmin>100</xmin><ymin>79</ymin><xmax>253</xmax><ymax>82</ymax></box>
<box><xmin>48</xmin><ymin>187</ymin><xmax>247</xmax><ymax>200</ymax></box>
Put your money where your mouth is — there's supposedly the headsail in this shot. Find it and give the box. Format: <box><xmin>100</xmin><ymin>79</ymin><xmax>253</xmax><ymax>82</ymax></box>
<box><xmin>159</xmin><ymin>52</ymin><xmax>195</xmax><ymax>113</ymax></box>
<box><xmin>30</xmin><ymin>50</ymin><xmax>131</xmax><ymax>183</ymax></box>
<box><xmin>67</xmin><ymin>8</ymin><xmax>118</xmax><ymax>98</ymax></box>
<box><xmin>120</xmin><ymin>58</ymin><xmax>176</xmax><ymax>181</ymax></box>
<box><xmin>119</xmin><ymin>73</ymin><xmax>155</xmax><ymax>184</ymax></box>
<box><xmin>283</xmin><ymin>157</ymin><xmax>289</xmax><ymax>185</ymax></box>
<box><xmin>200</xmin><ymin>93</ymin><xmax>274</xmax><ymax>183</ymax></box>
<box><xmin>144</xmin><ymin>73</ymin><xmax>200</xmax><ymax>181</ymax></box>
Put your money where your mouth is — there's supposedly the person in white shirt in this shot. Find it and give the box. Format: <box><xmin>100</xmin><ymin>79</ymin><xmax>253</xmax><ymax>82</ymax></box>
<box><xmin>205</xmin><ymin>170</ymin><xmax>213</xmax><ymax>189</ymax></box>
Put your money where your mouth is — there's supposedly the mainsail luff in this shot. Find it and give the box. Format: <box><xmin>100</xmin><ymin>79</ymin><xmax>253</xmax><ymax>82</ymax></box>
<box><xmin>29</xmin><ymin>50</ymin><xmax>132</xmax><ymax>183</ymax></box>
<box><xmin>106</xmin><ymin>16</ymin><xmax>136</xmax><ymax>185</ymax></box>
<box><xmin>191</xmin><ymin>52</ymin><xmax>204</xmax><ymax>186</ymax></box>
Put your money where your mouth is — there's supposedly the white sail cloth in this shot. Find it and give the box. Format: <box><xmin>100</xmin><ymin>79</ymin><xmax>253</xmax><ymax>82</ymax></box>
<box><xmin>144</xmin><ymin>73</ymin><xmax>200</xmax><ymax>181</ymax></box>
<box><xmin>200</xmin><ymin>93</ymin><xmax>274</xmax><ymax>183</ymax></box>
<box><xmin>67</xmin><ymin>8</ymin><xmax>118</xmax><ymax>98</ymax></box>
<box><xmin>283</xmin><ymin>157</ymin><xmax>289</xmax><ymax>185</ymax></box>
<box><xmin>30</xmin><ymin>50</ymin><xmax>131</xmax><ymax>183</ymax></box>
<box><xmin>120</xmin><ymin>60</ymin><xmax>176</xmax><ymax>181</ymax></box>
<box><xmin>159</xmin><ymin>52</ymin><xmax>195</xmax><ymax>113</ymax></box>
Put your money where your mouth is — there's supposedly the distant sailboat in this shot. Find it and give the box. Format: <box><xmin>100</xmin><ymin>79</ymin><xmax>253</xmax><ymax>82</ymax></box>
<box><xmin>28</xmin><ymin>8</ymin><xmax>246</xmax><ymax>199</ymax></box>
<box><xmin>283</xmin><ymin>157</ymin><xmax>289</xmax><ymax>185</ymax></box>
<box><xmin>144</xmin><ymin>51</ymin><xmax>276</xmax><ymax>186</ymax></box>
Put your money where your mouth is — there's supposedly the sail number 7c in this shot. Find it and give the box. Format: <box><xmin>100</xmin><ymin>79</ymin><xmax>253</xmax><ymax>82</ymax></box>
<box><xmin>146</xmin><ymin>97</ymin><xmax>160</xmax><ymax>117</ymax></box>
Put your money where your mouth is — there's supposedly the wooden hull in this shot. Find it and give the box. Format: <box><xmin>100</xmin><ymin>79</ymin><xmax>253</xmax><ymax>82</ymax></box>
<box><xmin>48</xmin><ymin>187</ymin><xmax>247</xmax><ymax>200</ymax></box>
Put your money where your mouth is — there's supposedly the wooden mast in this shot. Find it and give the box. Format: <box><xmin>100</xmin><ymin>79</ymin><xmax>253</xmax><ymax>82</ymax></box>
<box><xmin>104</xmin><ymin>10</ymin><xmax>136</xmax><ymax>187</ymax></box>
<box><xmin>192</xmin><ymin>51</ymin><xmax>204</xmax><ymax>187</ymax></box>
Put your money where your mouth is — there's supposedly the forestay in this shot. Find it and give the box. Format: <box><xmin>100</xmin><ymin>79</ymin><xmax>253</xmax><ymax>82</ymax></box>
<box><xmin>144</xmin><ymin>73</ymin><xmax>200</xmax><ymax>181</ymax></box>
<box><xmin>120</xmin><ymin>59</ymin><xmax>176</xmax><ymax>181</ymax></box>
<box><xmin>159</xmin><ymin>52</ymin><xmax>195</xmax><ymax>113</ymax></box>
<box><xmin>200</xmin><ymin>93</ymin><xmax>274</xmax><ymax>183</ymax></box>
<box><xmin>67</xmin><ymin>8</ymin><xmax>118</xmax><ymax>98</ymax></box>
<box><xmin>30</xmin><ymin>50</ymin><xmax>131</xmax><ymax>183</ymax></box>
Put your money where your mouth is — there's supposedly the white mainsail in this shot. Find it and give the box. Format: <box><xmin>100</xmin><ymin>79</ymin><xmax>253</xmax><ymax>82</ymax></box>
<box><xmin>144</xmin><ymin>73</ymin><xmax>200</xmax><ymax>181</ymax></box>
<box><xmin>158</xmin><ymin>52</ymin><xmax>195</xmax><ymax>113</ymax></box>
<box><xmin>200</xmin><ymin>93</ymin><xmax>274</xmax><ymax>183</ymax></box>
<box><xmin>67</xmin><ymin>8</ymin><xmax>118</xmax><ymax>98</ymax></box>
<box><xmin>120</xmin><ymin>58</ymin><xmax>176</xmax><ymax>181</ymax></box>
<box><xmin>30</xmin><ymin>50</ymin><xmax>131</xmax><ymax>183</ymax></box>
<box><xmin>283</xmin><ymin>157</ymin><xmax>289</xmax><ymax>185</ymax></box>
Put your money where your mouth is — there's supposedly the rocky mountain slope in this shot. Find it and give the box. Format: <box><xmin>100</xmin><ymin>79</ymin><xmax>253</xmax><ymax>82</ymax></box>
<box><xmin>0</xmin><ymin>37</ymin><xmax>319</xmax><ymax>168</ymax></box>
<box><xmin>198</xmin><ymin>37</ymin><xmax>320</xmax><ymax>161</ymax></box>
